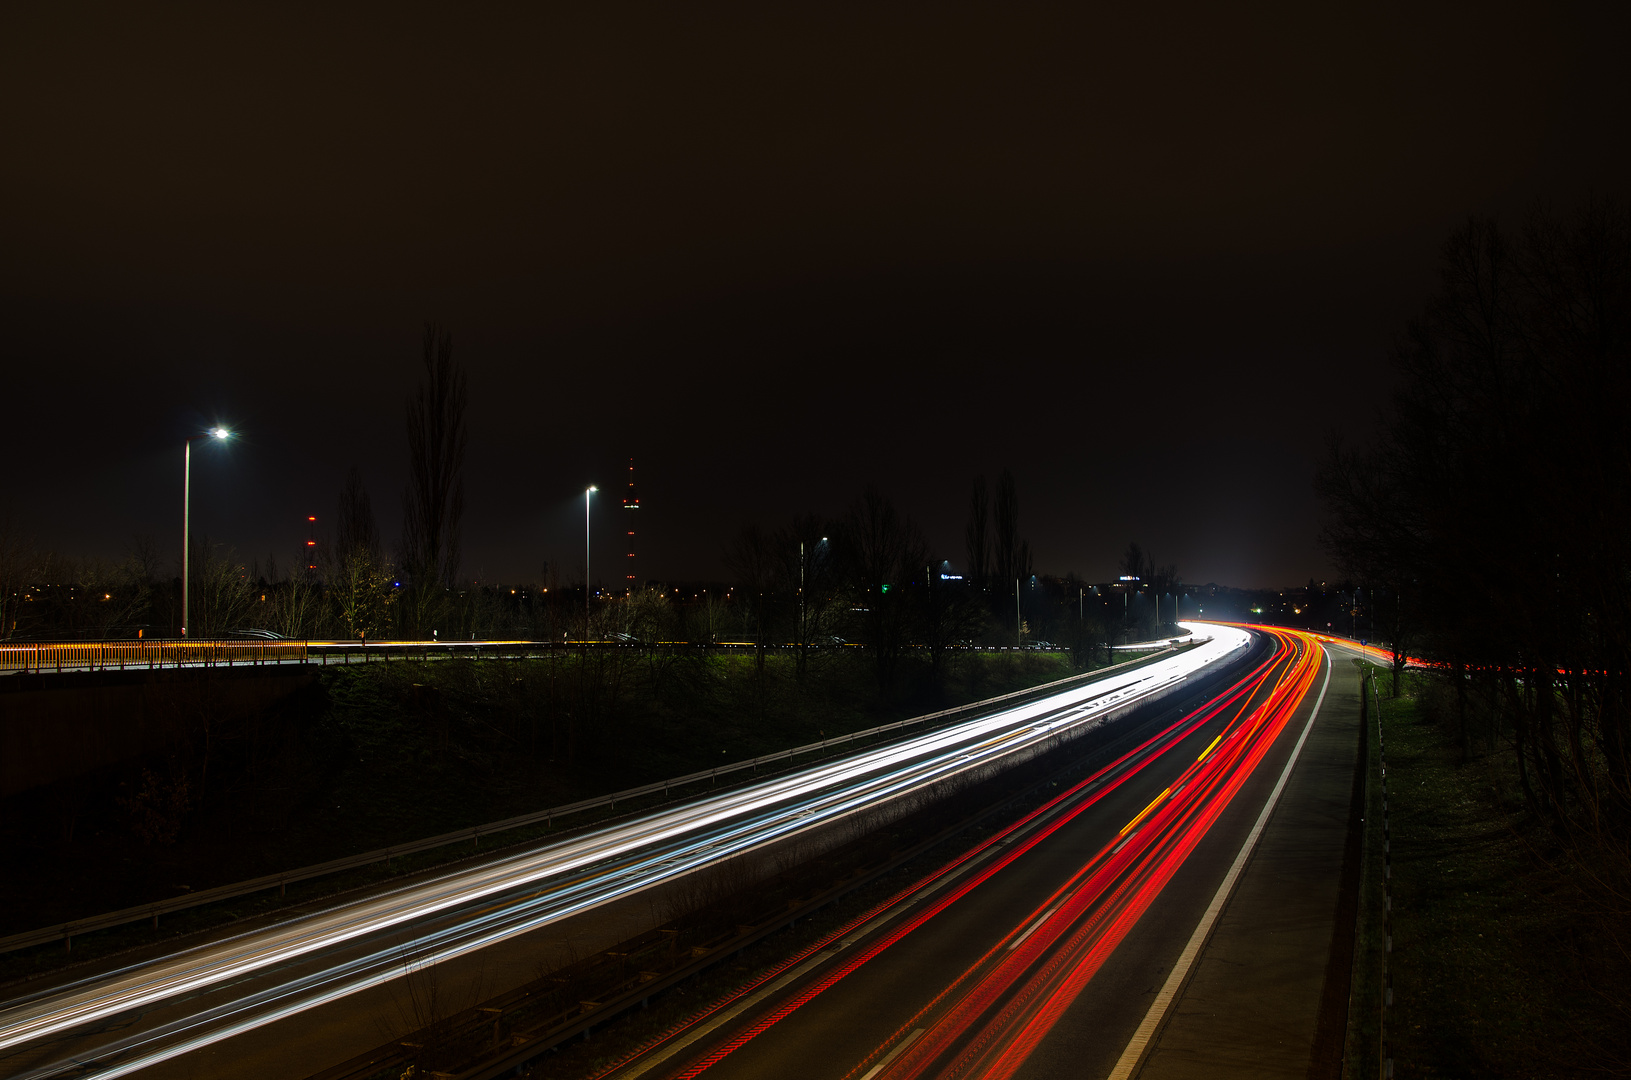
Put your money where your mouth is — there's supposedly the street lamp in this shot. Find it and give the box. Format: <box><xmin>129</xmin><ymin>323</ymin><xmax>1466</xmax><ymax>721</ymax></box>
<box><xmin>182</xmin><ymin>426</ymin><xmax>232</xmax><ymax>637</ymax></box>
<box><xmin>585</xmin><ymin>485</ymin><xmax>597</xmax><ymax>634</ymax></box>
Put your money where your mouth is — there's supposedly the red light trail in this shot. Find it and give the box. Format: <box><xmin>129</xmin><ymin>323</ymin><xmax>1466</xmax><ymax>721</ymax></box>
<box><xmin>603</xmin><ymin>627</ymin><xmax>1329</xmax><ymax>1080</ymax></box>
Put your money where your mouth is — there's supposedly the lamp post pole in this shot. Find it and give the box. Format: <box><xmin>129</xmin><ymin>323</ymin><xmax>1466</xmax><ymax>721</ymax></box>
<box><xmin>585</xmin><ymin>486</ymin><xmax>597</xmax><ymax>636</ymax></box>
<box><xmin>182</xmin><ymin>440</ymin><xmax>191</xmax><ymax>637</ymax></box>
<box><xmin>182</xmin><ymin>427</ymin><xmax>232</xmax><ymax>637</ymax></box>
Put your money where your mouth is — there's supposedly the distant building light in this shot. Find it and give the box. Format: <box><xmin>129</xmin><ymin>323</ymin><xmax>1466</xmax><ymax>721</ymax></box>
<box><xmin>939</xmin><ymin>573</ymin><xmax>964</xmax><ymax>581</ymax></box>
<box><xmin>1119</xmin><ymin>575</ymin><xmax>1140</xmax><ymax>581</ymax></box>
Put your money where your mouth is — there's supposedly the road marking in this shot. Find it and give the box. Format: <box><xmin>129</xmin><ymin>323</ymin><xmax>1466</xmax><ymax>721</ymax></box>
<box><xmin>1119</xmin><ymin>788</ymin><xmax>1171</xmax><ymax>836</ymax></box>
<box><xmin>859</xmin><ymin>1028</ymin><xmax>925</xmax><ymax>1080</ymax></box>
<box><xmin>1195</xmin><ymin>731</ymin><xmax>1224</xmax><ymax>763</ymax></box>
<box><xmin>1007</xmin><ymin>905</ymin><xmax>1061</xmax><ymax>950</ymax></box>
<box><xmin>616</xmin><ymin>948</ymin><xmax>838</xmax><ymax>1078</ymax></box>
<box><xmin>1107</xmin><ymin>648</ymin><xmax>1333</xmax><ymax>1080</ymax></box>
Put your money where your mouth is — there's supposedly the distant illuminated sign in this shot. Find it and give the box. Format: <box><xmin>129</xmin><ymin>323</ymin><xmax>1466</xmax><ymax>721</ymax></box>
<box><xmin>1119</xmin><ymin>575</ymin><xmax>1140</xmax><ymax>581</ymax></box>
<box><xmin>940</xmin><ymin>573</ymin><xmax>963</xmax><ymax>581</ymax></box>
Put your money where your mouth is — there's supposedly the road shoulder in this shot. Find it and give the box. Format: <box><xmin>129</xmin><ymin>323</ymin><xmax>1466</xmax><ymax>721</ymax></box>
<box><xmin>1132</xmin><ymin>650</ymin><xmax>1365</xmax><ymax>1080</ymax></box>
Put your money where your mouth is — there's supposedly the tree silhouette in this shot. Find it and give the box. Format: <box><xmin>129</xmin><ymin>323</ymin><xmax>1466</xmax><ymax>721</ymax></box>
<box><xmin>401</xmin><ymin>324</ymin><xmax>468</xmax><ymax>636</ymax></box>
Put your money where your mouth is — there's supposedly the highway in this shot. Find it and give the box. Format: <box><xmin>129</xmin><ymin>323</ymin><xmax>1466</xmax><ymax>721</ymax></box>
<box><xmin>0</xmin><ymin>624</ymin><xmax>1252</xmax><ymax>1080</ymax></box>
<box><xmin>586</xmin><ymin>627</ymin><xmax>1330</xmax><ymax>1080</ymax></box>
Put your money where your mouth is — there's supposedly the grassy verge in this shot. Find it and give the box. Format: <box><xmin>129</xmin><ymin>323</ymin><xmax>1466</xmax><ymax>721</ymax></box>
<box><xmin>1345</xmin><ymin>667</ymin><xmax>1383</xmax><ymax>1080</ymax></box>
<box><xmin>1347</xmin><ymin>664</ymin><xmax>1626</xmax><ymax>1079</ymax></box>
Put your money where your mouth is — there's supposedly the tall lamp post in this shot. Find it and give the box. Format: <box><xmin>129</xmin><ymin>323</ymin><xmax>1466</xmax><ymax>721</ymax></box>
<box><xmin>585</xmin><ymin>485</ymin><xmax>597</xmax><ymax>635</ymax></box>
<box><xmin>182</xmin><ymin>426</ymin><xmax>233</xmax><ymax>637</ymax></box>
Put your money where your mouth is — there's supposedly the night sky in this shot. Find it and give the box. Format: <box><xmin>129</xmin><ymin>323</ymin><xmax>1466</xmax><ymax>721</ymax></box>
<box><xmin>4</xmin><ymin>2</ymin><xmax>1627</xmax><ymax>589</ymax></box>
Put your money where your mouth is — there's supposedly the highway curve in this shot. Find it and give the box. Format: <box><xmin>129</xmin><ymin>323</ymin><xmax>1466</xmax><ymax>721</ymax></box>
<box><xmin>588</xmin><ymin>627</ymin><xmax>1332</xmax><ymax>1080</ymax></box>
<box><xmin>0</xmin><ymin>627</ymin><xmax>1253</xmax><ymax>1080</ymax></box>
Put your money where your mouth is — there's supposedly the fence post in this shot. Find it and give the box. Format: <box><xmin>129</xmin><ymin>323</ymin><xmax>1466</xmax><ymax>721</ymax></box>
<box><xmin>1372</xmin><ymin>671</ymin><xmax>1394</xmax><ymax>1080</ymax></box>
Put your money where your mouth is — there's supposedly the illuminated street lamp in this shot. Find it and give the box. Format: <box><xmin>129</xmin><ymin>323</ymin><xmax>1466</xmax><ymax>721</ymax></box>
<box><xmin>585</xmin><ymin>485</ymin><xmax>598</xmax><ymax>634</ymax></box>
<box><xmin>182</xmin><ymin>426</ymin><xmax>232</xmax><ymax>637</ymax></box>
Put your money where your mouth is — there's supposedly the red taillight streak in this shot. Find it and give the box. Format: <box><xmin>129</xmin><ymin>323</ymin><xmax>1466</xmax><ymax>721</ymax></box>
<box><xmin>883</xmin><ymin>632</ymin><xmax>1319</xmax><ymax>1080</ymax></box>
<box><xmin>830</xmin><ymin>643</ymin><xmax>1294</xmax><ymax>1080</ymax></box>
<box><xmin>960</xmin><ymin>635</ymin><xmax>1322</xmax><ymax>1080</ymax></box>
<box><xmin>604</xmin><ymin>634</ymin><xmax>1293</xmax><ymax>1080</ymax></box>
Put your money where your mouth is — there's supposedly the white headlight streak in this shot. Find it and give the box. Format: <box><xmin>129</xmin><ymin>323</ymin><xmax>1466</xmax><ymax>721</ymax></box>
<box><xmin>0</xmin><ymin>624</ymin><xmax>1250</xmax><ymax>1079</ymax></box>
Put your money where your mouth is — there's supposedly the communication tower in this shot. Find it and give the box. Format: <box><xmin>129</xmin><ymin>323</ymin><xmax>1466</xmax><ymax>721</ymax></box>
<box><xmin>622</xmin><ymin>458</ymin><xmax>639</xmax><ymax>592</ymax></box>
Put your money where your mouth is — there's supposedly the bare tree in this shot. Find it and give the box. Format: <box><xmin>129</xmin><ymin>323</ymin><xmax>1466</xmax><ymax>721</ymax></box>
<box><xmin>1317</xmin><ymin>202</ymin><xmax>1631</xmax><ymax>826</ymax></box>
<box><xmin>1119</xmin><ymin>541</ymin><xmax>1150</xmax><ymax>583</ymax></box>
<box><xmin>0</xmin><ymin>505</ymin><xmax>35</xmax><ymax>639</ymax></box>
<box><xmin>993</xmin><ymin>468</ymin><xmax>1030</xmax><ymax>591</ymax></box>
<box><xmin>725</xmin><ymin>523</ymin><xmax>778</xmax><ymax>688</ymax></box>
<box><xmin>332</xmin><ymin>466</ymin><xmax>393</xmax><ymax>639</ymax></box>
<box><xmin>696</xmin><ymin>589</ymin><xmax>731</xmax><ymax>645</ymax></box>
<box><xmin>964</xmin><ymin>475</ymin><xmax>990</xmax><ymax>593</ymax></box>
<box><xmin>841</xmin><ymin>487</ymin><xmax>927</xmax><ymax>689</ymax></box>
<box><xmin>188</xmin><ymin>539</ymin><xmax>255</xmax><ymax>635</ymax></box>
<box><xmin>775</xmin><ymin>514</ymin><xmax>838</xmax><ymax>677</ymax></box>
<box><xmin>920</xmin><ymin>558</ymin><xmax>987</xmax><ymax>694</ymax></box>
<box><xmin>401</xmin><ymin>324</ymin><xmax>468</xmax><ymax>635</ymax></box>
<box><xmin>265</xmin><ymin>553</ymin><xmax>323</xmax><ymax>639</ymax></box>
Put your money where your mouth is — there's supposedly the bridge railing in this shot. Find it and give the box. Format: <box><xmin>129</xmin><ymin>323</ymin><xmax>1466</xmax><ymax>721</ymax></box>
<box><xmin>0</xmin><ymin>639</ymin><xmax>309</xmax><ymax>673</ymax></box>
<box><xmin>0</xmin><ymin>637</ymin><xmax>1114</xmax><ymax>674</ymax></box>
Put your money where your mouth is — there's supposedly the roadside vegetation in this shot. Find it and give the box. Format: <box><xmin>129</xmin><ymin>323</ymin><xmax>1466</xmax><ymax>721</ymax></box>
<box><xmin>1349</xmin><ymin>665</ymin><xmax>1631</xmax><ymax>1078</ymax></box>
<box><xmin>1323</xmin><ymin>202</ymin><xmax>1631</xmax><ymax>1078</ymax></box>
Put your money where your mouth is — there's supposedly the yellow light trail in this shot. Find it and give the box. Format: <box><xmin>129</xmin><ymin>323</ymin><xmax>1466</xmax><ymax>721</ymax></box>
<box><xmin>1119</xmin><ymin>787</ymin><xmax>1171</xmax><ymax>837</ymax></box>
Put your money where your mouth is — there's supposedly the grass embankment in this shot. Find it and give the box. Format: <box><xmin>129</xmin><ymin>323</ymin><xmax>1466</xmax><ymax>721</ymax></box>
<box><xmin>1</xmin><ymin>647</ymin><xmax>1082</xmax><ymax>984</ymax></box>
<box><xmin>1348</xmin><ymin>666</ymin><xmax>1629</xmax><ymax>1079</ymax></box>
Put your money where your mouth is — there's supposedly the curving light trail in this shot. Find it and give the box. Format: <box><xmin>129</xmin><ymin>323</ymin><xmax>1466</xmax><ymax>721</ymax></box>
<box><xmin>0</xmin><ymin>625</ymin><xmax>1251</xmax><ymax>1080</ymax></box>
<box><xmin>622</xmin><ymin>627</ymin><xmax>1325</xmax><ymax>1080</ymax></box>
<box><xmin>911</xmin><ymin>628</ymin><xmax>1323</xmax><ymax>1080</ymax></box>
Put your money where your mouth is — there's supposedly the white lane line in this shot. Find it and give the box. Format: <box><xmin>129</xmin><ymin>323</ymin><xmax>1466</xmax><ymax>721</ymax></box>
<box><xmin>615</xmin><ymin>948</ymin><xmax>839</xmax><ymax>1079</ymax></box>
<box><xmin>616</xmin><ymin>709</ymin><xmax>1140</xmax><ymax>1078</ymax></box>
<box><xmin>1007</xmin><ymin>906</ymin><xmax>1061</xmax><ymax>951</ymax></box>
<box><xmin>859</xmin><ymin>1028</ymin><xmax>925</xmax><ymax>1080</ymax></box>
<box><xmin>1106</xmin><ymin>649</ymin><xmax>1333</xmax><ymax>1080</ymax></box>
<box><xmin>2</xmin><ymin>625</ymin><xmax>1253</xmax><ymax>1067</ymax></box>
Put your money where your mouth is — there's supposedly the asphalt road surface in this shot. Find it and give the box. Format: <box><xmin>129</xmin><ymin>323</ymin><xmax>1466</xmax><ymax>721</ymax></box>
<box><xmin>0</xmin><ymin>626</ymin><xmax>1253</xmax><ymax>1080</ymax></box>
<box><xmin>594</xmin><ymin>628</ymin><xmax>1356</xmax><ymax>1080</ymax></box>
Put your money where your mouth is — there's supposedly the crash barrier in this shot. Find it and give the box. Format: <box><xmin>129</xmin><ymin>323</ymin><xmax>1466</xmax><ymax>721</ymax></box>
<box><xmin>0</xmin><ymin>641</ymin><xmax>1195</xmax><ymax>955</ymax></box>
<box><xmin>1</xmin><ymin>637</ymin><xmax>1132</xmax><ymax>676</ymax></box>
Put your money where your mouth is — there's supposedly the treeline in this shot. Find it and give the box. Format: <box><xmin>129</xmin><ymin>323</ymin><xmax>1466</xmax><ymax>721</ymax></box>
<box><xmin>1317</xmin><ymin>201</ymin><xmax>1631</xmax><ymax>951</ymax></box>
<box><xmin>713</xmin><ymin>473</ymin><xmax>1189</xmax><ymax>695</ymax></box>
<box><xmin>0</xmin><ymin>326</ymin><xmax>488</xmax><ymax>643</ymax></box>
<box><xmin>0</xmin><ymin>323</ymin><xmax>1193</xmax><ymax>664</ymax></box>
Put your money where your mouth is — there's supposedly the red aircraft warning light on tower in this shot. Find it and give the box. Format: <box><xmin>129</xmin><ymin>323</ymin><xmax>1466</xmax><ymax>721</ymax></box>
<box><xmin>623</xmin><ymin>458</ymin><xmax>639</xmax><ymax>592</ymax></box>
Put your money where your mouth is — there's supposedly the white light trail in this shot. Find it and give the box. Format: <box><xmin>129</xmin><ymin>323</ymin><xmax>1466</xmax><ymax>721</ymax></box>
<box><xmin>0</xmin><ymin>624</ymin><xmax>1250</xmax><ymax>1079</ymax></box>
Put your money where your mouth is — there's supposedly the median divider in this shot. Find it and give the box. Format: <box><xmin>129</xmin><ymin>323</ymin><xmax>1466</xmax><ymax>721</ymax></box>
<box><xmin>0</xmin><ymin>643</ymin><xmax>1193</xmax><ymax>958</ymax></box>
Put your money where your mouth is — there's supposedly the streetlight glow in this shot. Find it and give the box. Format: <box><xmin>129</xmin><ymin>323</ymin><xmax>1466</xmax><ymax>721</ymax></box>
<box><xmin>182</xmin><ymin>426</ymin><xmax>235</xmax><ymax>638</ymax></box>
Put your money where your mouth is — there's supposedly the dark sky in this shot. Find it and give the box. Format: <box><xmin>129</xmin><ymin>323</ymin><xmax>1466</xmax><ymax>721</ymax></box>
<box><xmin>4</xmin><ymin>2</ymin><xmax>1627</xmax><ymax>589</ymax></box>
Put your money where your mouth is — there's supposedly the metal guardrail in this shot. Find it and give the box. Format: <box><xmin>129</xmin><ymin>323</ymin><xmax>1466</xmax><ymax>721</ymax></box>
<box><xmin>0</xmin><ymin>642</ymin><xmax>1189</xmax><ymax>955</ymax></box>
<box><xmin>1</xmin><ymin>637</ymin><xmax>1102</xmax><ymax>675</ymax></box>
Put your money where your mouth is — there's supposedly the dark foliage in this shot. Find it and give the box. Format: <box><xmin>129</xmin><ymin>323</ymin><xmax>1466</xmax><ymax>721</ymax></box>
<box><xmin>1318</xmin><ymin>201</ymin><xmax>1631</xmax><ymax>1069</ymax></box>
